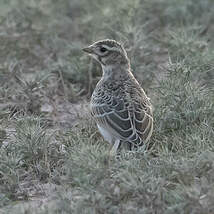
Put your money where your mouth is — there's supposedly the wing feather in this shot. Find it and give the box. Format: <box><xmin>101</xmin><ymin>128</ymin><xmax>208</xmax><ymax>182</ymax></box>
<box><xmin>91</xmin><ymin>92</ymin><xmax>153</xmax><ymax>145</ymax></box>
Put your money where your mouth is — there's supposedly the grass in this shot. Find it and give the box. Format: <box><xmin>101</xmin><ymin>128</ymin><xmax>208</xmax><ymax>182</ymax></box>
<box><xmin>0</xmin><ymin>0</ymin><xmax>214</xmax><ymax>213</ymax></box>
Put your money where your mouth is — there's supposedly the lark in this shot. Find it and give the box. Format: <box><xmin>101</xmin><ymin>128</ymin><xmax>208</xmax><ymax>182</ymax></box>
<box><xmin>83</xmin><ymin>39</ymin><xmax>153</xmax><ymax>155</ymax></box>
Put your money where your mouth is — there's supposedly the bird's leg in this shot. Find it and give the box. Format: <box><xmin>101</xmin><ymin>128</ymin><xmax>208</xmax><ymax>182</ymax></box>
<box><xmin>109</xmin><ymin>139</ymin><xmax>121</xmax><ymax>157</ymax></box>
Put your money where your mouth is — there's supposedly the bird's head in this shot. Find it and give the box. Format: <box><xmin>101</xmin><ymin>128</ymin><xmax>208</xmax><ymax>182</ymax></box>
<box><xmin>82</xmin><ymin>39</ymin><xmax>130</xmax><ymax>68</ymax></box>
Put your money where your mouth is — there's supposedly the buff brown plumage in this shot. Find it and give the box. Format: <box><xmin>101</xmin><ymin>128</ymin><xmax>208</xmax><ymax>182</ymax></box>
<box><xmin>83</xmin><ymin>39</ymin><xmax>153</xmax><ymax>155</ymax></box>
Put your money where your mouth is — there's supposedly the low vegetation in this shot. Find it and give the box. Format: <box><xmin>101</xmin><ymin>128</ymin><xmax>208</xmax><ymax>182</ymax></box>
<box><xmin>0</xmin><ymin>0</ymin><xmax>214</xmax><ymax>213</ymax></box>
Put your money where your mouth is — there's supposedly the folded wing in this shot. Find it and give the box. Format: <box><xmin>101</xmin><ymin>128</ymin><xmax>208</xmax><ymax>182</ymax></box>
<box><xmin>91</xmin><ymin>94</ymin><xmax>153</xmax><ymax>146</ymax></box>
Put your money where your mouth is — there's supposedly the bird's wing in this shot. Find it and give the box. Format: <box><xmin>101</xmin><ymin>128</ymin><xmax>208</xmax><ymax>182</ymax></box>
<box><xmin>91</xmin><ymin>93</ymin><xmax>153</xmax><ymax>145</ymax></box>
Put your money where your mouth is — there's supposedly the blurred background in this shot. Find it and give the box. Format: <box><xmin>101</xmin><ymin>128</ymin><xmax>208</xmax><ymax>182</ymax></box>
<box><xmin>0</xmin><ymin>0</ymin><xmax>213</xmax><ymax>122</ymax></box>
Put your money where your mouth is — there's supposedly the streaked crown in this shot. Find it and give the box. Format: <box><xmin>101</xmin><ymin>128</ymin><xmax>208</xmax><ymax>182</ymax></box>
<box><xmin>83</xmin><ymin>39</ymin><xmax>129</xmax><ymax>66</ymax></box>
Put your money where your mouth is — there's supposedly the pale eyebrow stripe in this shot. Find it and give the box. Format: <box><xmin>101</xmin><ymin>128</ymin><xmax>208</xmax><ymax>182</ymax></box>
<box><xmin>102</xmin><ymin>45</ymin><xmax>122</xmax><ymax>53</ymax></box>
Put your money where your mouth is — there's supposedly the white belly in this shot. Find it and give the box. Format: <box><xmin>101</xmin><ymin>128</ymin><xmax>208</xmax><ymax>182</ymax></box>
<box><xmin>97</xmin><ymin>124</ymin><xmax>114</xmax><ymax>144</ymax></box>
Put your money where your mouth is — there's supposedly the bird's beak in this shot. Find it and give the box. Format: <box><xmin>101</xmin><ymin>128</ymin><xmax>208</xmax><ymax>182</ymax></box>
<box><xmin>82</xmin><ymin>46</ymin><xmax>94</xmax><ymax>54</ymax></box>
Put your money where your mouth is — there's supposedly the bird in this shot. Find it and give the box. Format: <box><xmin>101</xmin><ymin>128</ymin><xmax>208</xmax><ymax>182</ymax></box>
<box><xmin>82</xmin><ymin>39</ymin><xmax>153</xmax><ymax>156</ymax></box>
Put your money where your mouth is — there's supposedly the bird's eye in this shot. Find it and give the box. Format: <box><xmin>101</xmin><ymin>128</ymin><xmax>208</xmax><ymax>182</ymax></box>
<box><xmin>100</xmin><ymin>47</ymin><xmax>107</xmax><ymax>53</ymax></box>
